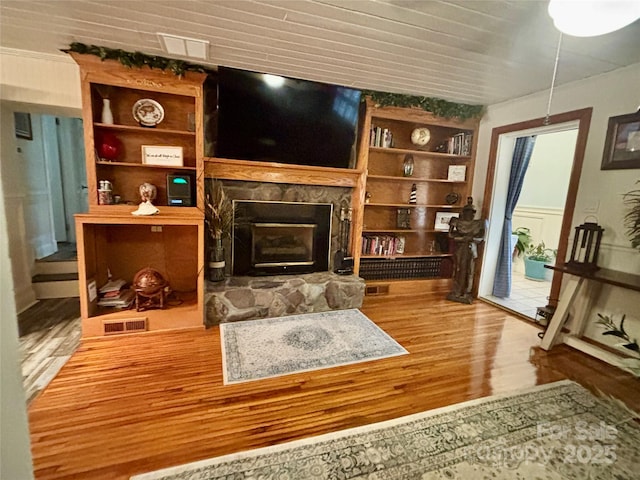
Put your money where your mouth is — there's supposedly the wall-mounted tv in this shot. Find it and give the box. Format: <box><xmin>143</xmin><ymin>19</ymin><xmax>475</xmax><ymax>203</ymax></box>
<box><xmin>214</xmin><ymin>67</ymin><xmax>361</xmax><ymax>169</ymax></box>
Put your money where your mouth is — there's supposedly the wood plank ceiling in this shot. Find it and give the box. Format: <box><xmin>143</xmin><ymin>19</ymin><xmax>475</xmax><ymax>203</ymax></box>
<box><xmin>1</xmin><ymin>0</ymin><xmax>639</xmax><ymax>105</ymax></box>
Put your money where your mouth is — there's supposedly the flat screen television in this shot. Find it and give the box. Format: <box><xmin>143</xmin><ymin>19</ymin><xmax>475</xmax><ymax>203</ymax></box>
<box><xmin>214</xmin><ymin>67</ymin><xmax>361</xmax><ymax>169</ymax></box>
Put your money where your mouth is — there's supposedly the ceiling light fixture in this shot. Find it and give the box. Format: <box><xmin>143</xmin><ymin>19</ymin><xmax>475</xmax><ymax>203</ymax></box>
<box><xmin>548</xmin><ymin>0</ymin><xmax>640</xmax><ymax>37</ymax></box>
<box><xmin>158</xmin><ymin>33</ymin><xmax>209</xmax><ymax>60</ymax></box>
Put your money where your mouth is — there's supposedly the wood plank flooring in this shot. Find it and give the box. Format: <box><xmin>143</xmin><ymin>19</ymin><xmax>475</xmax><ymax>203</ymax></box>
<box><xmin>18</xmin><ymin>298</ymin><xmax>81</xmax><ymax>404</ymax></box>
<box><xmin>27</xmin><ymin>292</ymin><xmax>639</xmax><ymax>479</ymax></box>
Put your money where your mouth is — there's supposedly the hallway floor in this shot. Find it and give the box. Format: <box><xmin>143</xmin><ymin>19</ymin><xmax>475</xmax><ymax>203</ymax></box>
<box><xmin>18</xmin><ymin>298</ymin><xmax>81</xmax><ymax>404</ymax></box>
<box><xmin>483</xmin><ymin>273</ymin><xmax>551</xmax><ymax>320</ymax></box>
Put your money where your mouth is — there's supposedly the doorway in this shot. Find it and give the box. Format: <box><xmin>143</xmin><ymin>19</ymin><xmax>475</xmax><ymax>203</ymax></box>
<box><xmin>481</xmin><ymin>129</ymin><xmax>577</xmax><ymax>318</ymax></box>
<box><xmin>477</xmin><ymin>108</ymin><xmax>592</xmax><ymax>320</ymax></box>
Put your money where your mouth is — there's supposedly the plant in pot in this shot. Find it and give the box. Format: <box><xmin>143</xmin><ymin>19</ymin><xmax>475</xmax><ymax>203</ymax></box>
<box><xmin>524</xmin><ymin>241</ymin><xmax>557</xmax><ymax>281</ymax></box>
<box><xmin>205</xmin><ymin>180</ymin><xmax>232</xmax><ymax>282</ymax></box>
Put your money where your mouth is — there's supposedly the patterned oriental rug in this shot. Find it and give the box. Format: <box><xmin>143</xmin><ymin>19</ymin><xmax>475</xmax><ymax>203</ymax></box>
<box><xmin>220</xmin><ymin>309</ymin><xmax>408</xmax><ymax>384</ymax></box>
<box><xmin>131</xmin><ymin>380</ymin><xmax>640</xmax><ymax>480</ymax></box>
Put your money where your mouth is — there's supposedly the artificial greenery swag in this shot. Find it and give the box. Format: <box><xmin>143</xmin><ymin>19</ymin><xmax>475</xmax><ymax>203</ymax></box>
<box><xmin>64</xmin><ymin>43</ymin><xmax>484</xmax><ymax>120</ymax></box>
<box><xmin>362</xmin><ymin>89</ymin><xmax>484</xmax><ymax>121</ymax></box>
<box><xmin>62</xmin><ymin>42</ymin><xmax>213</xmax><ymax>76</ymax></box>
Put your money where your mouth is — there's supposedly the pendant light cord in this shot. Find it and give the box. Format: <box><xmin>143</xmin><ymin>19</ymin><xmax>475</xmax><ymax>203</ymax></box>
<box><xmin>544</xmin><ymin>32</ymin><xmax>563</xmax><ymax>125</ymax></box>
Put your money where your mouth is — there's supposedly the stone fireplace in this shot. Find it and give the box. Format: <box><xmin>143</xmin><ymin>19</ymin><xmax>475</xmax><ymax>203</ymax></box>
<box><xmin>232</xmin><ymin>200</ymin><xmax>332</xmax><ymax>276</ymax></box>
<box><xmin>204</xmin><ymin>179</ymin><xmax>365</xmax><ymax>325</ymax></box>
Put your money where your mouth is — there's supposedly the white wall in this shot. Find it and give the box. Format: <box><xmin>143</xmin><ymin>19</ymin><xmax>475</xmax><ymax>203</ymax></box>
<box><xmin>474</xmin><ymin>62</ymin><xmax>640</xmax><ymax>352</ymax></box>
<box><xmin>1</xmin><ymin>105</ymin><xmax>38</xmax><ymax>311</ymax></box>
<box><xmin>519</xmin><ymin>129</ymin><xmax>577</xmax><ymax>209</ymax></box>
<box><xmin>1</xmin><ymin>49</ymin><xmax>82</xmax><ymax>313</ymax></box>
<box><xmin>0</xmin><ymin>49</ymin><xmax>81</xmax><ymax>478</ymax></box>
<box><xmin>0</xmin><ymin>143</ymin><xmax>35</xmax><ymax>480</ymax></box>
<box><xmin>0</xmin><ymin>48</ymin><xmax>81</xmax><ymax>111</ymax></box>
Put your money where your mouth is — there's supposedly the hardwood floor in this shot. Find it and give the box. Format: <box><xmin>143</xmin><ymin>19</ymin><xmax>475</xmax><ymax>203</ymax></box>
<box><xmin>18</xmin><ymin>298</ymin><xmax>81</xmax><ymax>404</ymax></box>
<box><xmin>27</xmin><ymin>292</ymin><xmax>639</xmax><ymax>479</ymax></box>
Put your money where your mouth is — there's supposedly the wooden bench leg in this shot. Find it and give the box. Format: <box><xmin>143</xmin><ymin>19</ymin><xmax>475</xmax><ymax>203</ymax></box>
<box><xmin>540</xmin><ymin>276</ymin><xmax>585</xmax><ymax>350</ymax></box>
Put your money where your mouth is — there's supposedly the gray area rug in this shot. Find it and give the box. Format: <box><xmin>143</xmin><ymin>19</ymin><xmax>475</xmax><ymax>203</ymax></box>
<box><xmin>131</xmin><ymin>380</ymin><xmax>640</xmax><ymax>480</ymax></box>
<box><xmin>220</xmin><ymin>309</ymin><xmax>408</xmax><ymax>384</ymax></box>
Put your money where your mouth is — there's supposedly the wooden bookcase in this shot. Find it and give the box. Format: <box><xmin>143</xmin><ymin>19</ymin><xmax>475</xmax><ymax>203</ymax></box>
<box><xmin>354</xmin><ymin>101</ymin><xmax>479</xmax><ymax>295</ymax></box>
<box><xmin>71</xmin><ymin>54</ymin><xmax>207</xmax><ymax>337</ymax></box>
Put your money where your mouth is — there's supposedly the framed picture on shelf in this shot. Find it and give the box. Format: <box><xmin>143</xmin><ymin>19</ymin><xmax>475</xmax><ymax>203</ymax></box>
<box><xmin>142</xmin><ymin>145</ymin><xmax>184</xmax><ymax>167</ymax></box>
<box><xmin>447</xmin><ymin>165</ymin><xmax>466</xmax><ymax>181</ymax></box>
<box><xmin>601</xmin><ymin>110</ymin><xmax>640</xmax><ymax>170</ymax></box>
<box><xmin>14</xmin><ymin>112</ymin><xmax>32</xmax><ymax>140</ymax></box>
<box><xmin>434</xmin><ymin>212</ymin><xmax>459</xmax><ymax>231</ymax></box>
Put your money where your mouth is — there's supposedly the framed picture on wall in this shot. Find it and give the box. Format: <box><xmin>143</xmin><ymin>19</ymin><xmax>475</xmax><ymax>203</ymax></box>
<box><xmin>601</xmin><ymin>110</ymin><xmax>640</xmax><ymax>170</ymax></box>
<box><xmin>14</xmin><ymin>112</ymin><xmax>32</xmax><ymax>140</ymax></box>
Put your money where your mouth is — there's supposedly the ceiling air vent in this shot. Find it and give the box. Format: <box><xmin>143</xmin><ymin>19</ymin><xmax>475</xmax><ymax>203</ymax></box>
<box><xmin>103</xmin><ymin>318</ymin><xmax>148</xmax><ymax>335</ymax></box>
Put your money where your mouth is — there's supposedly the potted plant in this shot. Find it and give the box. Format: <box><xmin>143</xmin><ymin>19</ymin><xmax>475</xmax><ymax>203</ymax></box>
<box><xmin>205</xmin><ymin>180</ymin><xmax>232</xmax><ymax>282</ymax></box>
<box><xmin>524</xmin><ymin>241</ymin><xmax>557</xmax><ymax>281</ymax></box>
<box><xmin>512</xmin><ymin>227</ymin><xmax>532</xmax><ymax>260</ymax></box>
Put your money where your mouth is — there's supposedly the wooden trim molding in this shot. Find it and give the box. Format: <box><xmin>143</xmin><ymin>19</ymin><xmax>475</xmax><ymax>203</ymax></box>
<box><xmin>479</xmin><ymin>108</ymin><xmax>593</xmax><ymax>304</ymax></box>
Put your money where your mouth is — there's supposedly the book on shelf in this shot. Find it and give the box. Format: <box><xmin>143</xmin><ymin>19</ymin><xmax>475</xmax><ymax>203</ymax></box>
<box><xmin>370</xmin><ymin>125</ymin><xmax>393</xmax><ymax>148</ymax></box>
<box><xmin>447</xmin><ymin>165</ymin><xmax>466</xmax><ymax>181</ymax></box>
<box><xmin>447</xmin><ymin>132</ymin><xmax>472</xmax><ymax>155</ymax></box>
<box><xmin>362</xmin><ymin>234</ymin><xmax>402</xmax><ymax>256</ymax></box>
<box><xmin>99</xmin><ymin>278</ymin><xmax>126</xmax><ymax>293</ymax></box>
<box><xmin>97</xmin><ymin>288</ymin><xmax>135</xmax><ymax>308</ymax></box>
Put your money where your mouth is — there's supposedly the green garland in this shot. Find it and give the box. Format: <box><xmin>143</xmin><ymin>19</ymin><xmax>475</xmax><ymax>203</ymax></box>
<box><xmin>64</xmin><ymin>43</ymin><xmax>483</xmax><ymax>120</ymax></box>
<box><xmin>362</xmin><ymin>89</ymin><xmax>484</xmax><ymax>121</ymax></box>
<box><xmin>62</xmin><ymin>42</ymin><xmax>213</xmax><ymax>76</ymax></box>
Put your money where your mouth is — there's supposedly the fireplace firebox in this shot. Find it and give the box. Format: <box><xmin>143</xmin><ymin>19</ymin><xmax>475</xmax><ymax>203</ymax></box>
<box><xmin>233</xmin><ymin>200</ymin><xmax>333</xmax><ymax>276</ymax></box>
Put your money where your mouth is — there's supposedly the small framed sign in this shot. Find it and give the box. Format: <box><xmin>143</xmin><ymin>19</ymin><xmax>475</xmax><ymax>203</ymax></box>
<box><xmin>141</xmin><ymin>145</ymin><xmax>183</xmax><ymax>167</ymax></box>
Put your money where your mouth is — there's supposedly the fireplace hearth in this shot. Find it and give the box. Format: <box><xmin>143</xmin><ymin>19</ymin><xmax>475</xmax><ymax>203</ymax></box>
<box><xmin>233</xmin><ymin>200</ymin><xmax>333</xmax><ymax>276</ymax></box>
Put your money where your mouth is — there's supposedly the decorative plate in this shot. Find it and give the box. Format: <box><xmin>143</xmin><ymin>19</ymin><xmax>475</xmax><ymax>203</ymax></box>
<box><xmin>411</xmin><ymin>127</ymin><xmax>431</xmax><ymax>146</ymax></box>
<box><xmin>445</xmin><ymin>192</ymin><xmax>460</xmax><ymax>205</ymax></box>
<box><xmin>132</xmin><ymin>98</ymin><xmax>164</xmax><ymax>127</ymax></box>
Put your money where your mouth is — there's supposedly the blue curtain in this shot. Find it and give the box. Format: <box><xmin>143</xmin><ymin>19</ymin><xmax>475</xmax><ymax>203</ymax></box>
<box><xmin>492</xmin><ymin>136</ymin><xmax>536</xmax><ymax>298</ymax></box>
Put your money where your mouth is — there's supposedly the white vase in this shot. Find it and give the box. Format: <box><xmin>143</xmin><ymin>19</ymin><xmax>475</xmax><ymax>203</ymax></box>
<box><xmin>101</xmin><ymin>98</ymin><xmax>114</xmax><ymax>124</ymax></box>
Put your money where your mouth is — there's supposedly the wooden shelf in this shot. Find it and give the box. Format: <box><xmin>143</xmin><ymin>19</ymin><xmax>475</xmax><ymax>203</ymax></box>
<box><xmin>362</xmin><ymin>229</ymin><xmax>447</xmax><ymax>233</ymax></box>
<box><xmin>204</xmin><ymin>157</ymin><xmax>362</xmax><ymax>187</ymax></box>
<box><xmin>353</xmin><ymin>100</ymin><xmax>479</xmax><ymax>277</ymax></box>
<box><xmin>367</xmin><ymin>174</ymin><xmax>465</xmax><ymax>183</ymax></box>
<box><xmin>369</xmin><ymin>146</ymin><xmax>471</xmax><ymax>160</ymax></box>
<box><xmin>97</xmin><ymin>161</ymin><xmax>196</xmax><ymax>171</ymax></box>
<box><xmin>78</xmin><ymin>209</ymin><xmax>203</xmax><ymax>224</ymax></box>
<box><xmin>95</xmin><ymin>123</ymin><xmax>196</xmax><ymax>136</ymax></box>
<box><xmin>365</xmin><ymin>203</ymin><xmax>461</xmax><ymax>208</ymax></box>
<box><xmin>72</xmin><ymin>53</ymin><xmax>206</xmax><ymax>337</ymax></box>
<box><xmin>361</xmin><ymin>253</ymin><xmax>452</xmax><ymax>259</ymax></box>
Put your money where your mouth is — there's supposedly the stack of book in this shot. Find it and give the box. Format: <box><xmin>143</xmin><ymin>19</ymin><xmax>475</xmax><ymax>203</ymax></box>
<box><xmin>369</xmin><ymin>125</ymin><xmax>393</xmax><ymax>148</ymax></box>
<box><xmin>447</xmin><ymin>132</ymin><xmax>472</xmax><ymax>155</ymax></box>
<box><xmin>97</xmin><ymin>279</ymin><xmax>135</xmax><ymax>308</ymax></box>
<box><xmin>362</xmin><ymin>235</ymin><xmax>403</xmax><ymax>256</ymax></box>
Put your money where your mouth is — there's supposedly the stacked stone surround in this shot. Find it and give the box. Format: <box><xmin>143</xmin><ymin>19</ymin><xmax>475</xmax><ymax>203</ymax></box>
<box><xmin>207</xmin><ymin>179</ymin><xmax>353</xmax><ymax>273</ymax></box>
<box><xmin>204</xmin><ymin>272</ymin><xmax>365</xmax><ymax>326</ymax></box>
<box><xmin>203</xmin><ymin>179</ymin><xmax>360</xmax><ymax>325</ymax></box>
